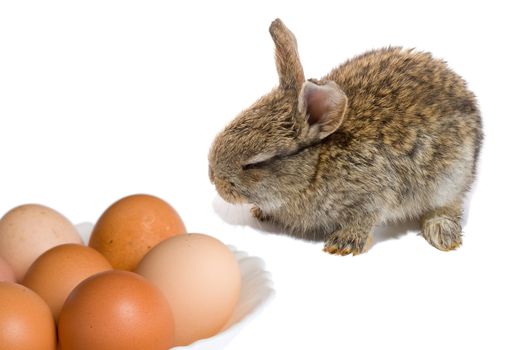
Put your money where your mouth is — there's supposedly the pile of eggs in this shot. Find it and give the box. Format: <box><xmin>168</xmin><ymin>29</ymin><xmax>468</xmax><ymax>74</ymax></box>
<box><xmin>0</xmin><ymin>194</ymin><xmax>241</xmax><ymax>350</ymax></box>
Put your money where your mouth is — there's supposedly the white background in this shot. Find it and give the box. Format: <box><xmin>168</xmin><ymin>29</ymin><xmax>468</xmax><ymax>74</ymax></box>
<box><xmin>1</xmin><ymin>1</ymin><xmax>515</xmax><ymax>349</ymax></box>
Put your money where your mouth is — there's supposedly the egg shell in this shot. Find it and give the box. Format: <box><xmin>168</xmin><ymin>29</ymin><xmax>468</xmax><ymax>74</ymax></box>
<box><xmin>22</xmin><ymin>243</ymin><xmax>113</xmax><ymax>321</ymax></box>
<box><xmin>0</xmin><ymin>282</ymin><xmax>57</xmax><ymax>350</ymax></box>
<box><xmin>89</xmin><ymin>194</ymin><xmax>186</xmax><ymax>271</ymax></box>
<box><xmin>136</xmin><ymin>233</ymin><xmax>241</xmax><ymax>346</ymax></box>
<box><xmin>0</xmin><ymin>256</ymin><xmax>15</xmax><ymax>282</ymax></box>
<box><xmin>58</xmin><ymin>270</ymin><xmax>175</xmax><ymax>350</ymax></box>
<box><xmin>0</xmin><ymin>204</ymin><xmax>83</xmax><ymax>281</ymax></box>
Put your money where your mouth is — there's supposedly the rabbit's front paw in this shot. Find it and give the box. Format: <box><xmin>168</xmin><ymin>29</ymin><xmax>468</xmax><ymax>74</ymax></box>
<box><xmin>323</xmin><ymin>229</ymin><xmax>373</xmax><ymax>256</ymax></box>
<box><xmin>250</xmin><ymin>206</ymin><xmax>269</xmax><ymax>222</ymax></box>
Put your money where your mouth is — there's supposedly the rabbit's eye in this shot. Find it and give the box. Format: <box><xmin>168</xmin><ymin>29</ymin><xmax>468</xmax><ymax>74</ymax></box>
<box><xmin>244</xmin><ymin>152</ymin><xmax>276</xmax><ymax>165</ymax></box>
<box><xmin>242</xmin><ymin>152</ymin><xmax>276</xmax><ymax>171</ymax></box>
<box><xmin>241</xmin><ymin>144</ymin><xmax>310</xmax><ymax>171</ymax></box>
<box><xmin>242</xmin><ymin>160</ymin><xmax>264</xmax><ymax>171</ymax></box>
<box><xmin>242</xmin><ymin>161</ymin><xmax>265</xmax><ymax>171</ymax></box>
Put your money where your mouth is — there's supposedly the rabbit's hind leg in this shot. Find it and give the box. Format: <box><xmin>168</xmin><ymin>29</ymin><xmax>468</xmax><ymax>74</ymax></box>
<box><xmin>420</xmin><ymin>201</ymin><xmax>463</xmax><ymax>251</ymax></box>
<box><xmin>323</xmin><ymin>217</ymin><xmax>376</xmax><ymax>256</ymax></box>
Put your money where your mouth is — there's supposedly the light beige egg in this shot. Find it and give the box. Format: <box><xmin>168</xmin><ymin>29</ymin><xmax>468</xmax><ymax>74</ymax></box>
<box><xmin>0</xmin><ymin>204</ymin><xmax>82</xmax><ymax>281</ymax></box>
<box><xmin>0</xmin><ymin>256</ymin><xmax>15</xmax><ymax>282</ymax></box>
<box><xmin>136</xmin><ymin>233</ymin><xmax>241</xmax><ymax>346</ymax></box>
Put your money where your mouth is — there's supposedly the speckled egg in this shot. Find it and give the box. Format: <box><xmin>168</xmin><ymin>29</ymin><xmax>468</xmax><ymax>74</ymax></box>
<box><xmin>0</xmin><ymin>204</ymin><xmax>83</xmax><ymax>281</ymax></box>
<box><xmin>89</xmin><ymin>194</ymin><xmax>186</xmax><ymax>270</ymax></box>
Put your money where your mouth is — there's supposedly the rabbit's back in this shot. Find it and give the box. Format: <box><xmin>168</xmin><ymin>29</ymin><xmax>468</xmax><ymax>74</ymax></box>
<box><xmin>322</xmin><ymin>47</ymin><xmax>482</xmax><ymax>222</ymax></box>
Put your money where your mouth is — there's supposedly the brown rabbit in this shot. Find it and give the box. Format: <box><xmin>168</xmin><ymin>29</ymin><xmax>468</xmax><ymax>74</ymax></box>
<box><xmin>209</xmin><ymin>19</ymin><xmax>483</xmax><ymax>255</ymax></box>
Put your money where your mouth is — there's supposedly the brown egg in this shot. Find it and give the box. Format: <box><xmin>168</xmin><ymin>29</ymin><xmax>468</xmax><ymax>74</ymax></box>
<box><xmin>0</xmin><ymin>204</ymin><xmax>83</xmax><ymax>281</ymax></box>
<box><xmin>22</xmin><ymin>244</ymin><xmax>112</xmax><ymax>321</ymax></box>
<box><xmin>136</xmin><ymin>233</ymin><xmax>241</xmax><ymax>346</ymax></box>
<box><xmin>0</xmin><ymin>256</ymin><xmax>15</xmax><ymax>282</ymax></box>
<box><xmin>58</xmin><ymin>270</ymin><xmax>174</xmax><ymax>350</ymax></box>
<box><xmin>89</xmin><ymin>194</ymin><xmax>186</xmax><ymax>271</ymax></box>
<box><xmin>0</xmin><ymin>282</ymin><xmax>57</xmax><ymax>350</ymax></box>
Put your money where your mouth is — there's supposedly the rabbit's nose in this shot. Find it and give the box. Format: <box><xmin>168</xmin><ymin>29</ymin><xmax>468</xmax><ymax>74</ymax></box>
<box><xmin>209</xmin><ymin>166</ymin><xmax>215</xmax><ymax>184</ymax></box>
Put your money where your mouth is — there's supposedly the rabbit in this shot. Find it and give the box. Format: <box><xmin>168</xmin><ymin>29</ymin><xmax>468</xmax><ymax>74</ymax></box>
<box><xmin>208</xmin><ymin>18</ymin><xmax>483</xmax><ymax>256</ymax></box>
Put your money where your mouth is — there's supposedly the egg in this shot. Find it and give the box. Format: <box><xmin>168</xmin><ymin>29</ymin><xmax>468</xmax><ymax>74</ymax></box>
<box><xmin>89</xmin><ymin>194</ymin><xmax>186</xmax><ymax>271</ymax></box>
<box><xmin>136</xmin><ymin>233</ymin><xmax>241</xmax><ymax>346</ymax></box>
<box><xmin>0</xmin><ymin>282</ymin><xmax>57</xmax><ymax>350</ymax></box>
<box><xmin>58</xmin><ymin>270</ymin><xmax>175</xmax><ymax>350</ymax></box>
<box><xmin>22</xmin><ymin>243</ymin><xmax>112</xmax><ymax>321</ymax></box>
<box><xmin>0</xmin><ymin>204</ymin><xmax>83</xmax><ymax>281</ymax></box>
<box><xmin>0</xmin><ymin>256</ymin><xmax>15</xmax><ymax>282</ymax></box>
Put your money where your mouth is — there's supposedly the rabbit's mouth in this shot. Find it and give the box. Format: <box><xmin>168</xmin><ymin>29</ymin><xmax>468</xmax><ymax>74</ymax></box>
<box><xmin>212</xmin><ymin>176</ymin><xmax>247</xmax><ymax>205</ymax></box>
<box><xmin>217</xmin><ymin>187</ymin><xmax>247</xmax><ymax>205</ymax></box>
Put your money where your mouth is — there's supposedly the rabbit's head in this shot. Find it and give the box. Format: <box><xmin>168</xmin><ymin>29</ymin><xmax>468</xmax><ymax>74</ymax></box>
<box><xmin>209</xmin><ymin>19</ymin><xmax>348</xmax><ymax>208</ymax></box>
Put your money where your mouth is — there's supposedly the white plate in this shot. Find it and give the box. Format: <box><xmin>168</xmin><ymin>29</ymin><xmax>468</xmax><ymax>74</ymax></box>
<box><xmin>75</xmin><ymin>223</ymin><xmax>275</xmax><ymax>350</ymax></box>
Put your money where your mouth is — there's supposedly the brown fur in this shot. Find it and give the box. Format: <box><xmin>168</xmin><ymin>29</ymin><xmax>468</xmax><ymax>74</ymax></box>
<box><xmin>209</xmin><ymin>19</ymin><xmax>483</xmax><ymax>255</ymax></box>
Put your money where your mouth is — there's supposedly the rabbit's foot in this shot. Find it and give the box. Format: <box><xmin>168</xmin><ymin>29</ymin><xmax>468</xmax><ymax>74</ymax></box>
<box><xmin>250</xmin><ymin>206</ymin><xmax>270</xmax><ymax>222</ymax></box>
<box><xmin>421</xmin><ymin>205</ymin><xmax>462</xmax><ymax>251</ymax></box>
<box><xmin>323</xmin><ymin>228</ymin><xmax>373</xmax><ymax>256</ymax></box>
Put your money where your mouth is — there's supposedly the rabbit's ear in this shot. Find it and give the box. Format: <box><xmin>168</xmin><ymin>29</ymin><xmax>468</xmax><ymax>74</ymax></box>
<box><xmin>299</xmin><ymin>80</ymin><xmax>348</xmax><ymax>140</ymax></box>
<box><xmin>269</xmin><ymin>19</ymin><xmax>305</xmax><ymax>91</ymax></box>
